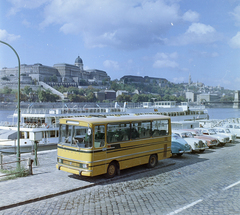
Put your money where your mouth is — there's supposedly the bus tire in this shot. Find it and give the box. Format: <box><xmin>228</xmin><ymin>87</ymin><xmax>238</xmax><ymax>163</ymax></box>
<box><xmin>106</xmin><ymin>162</ymin><xmax>117</xmax><ymax>178</ymax></box>
<box><xmin>148</xmin><ymin>154</ymin><xmax>158</xmax><ymax>168</ymax></box>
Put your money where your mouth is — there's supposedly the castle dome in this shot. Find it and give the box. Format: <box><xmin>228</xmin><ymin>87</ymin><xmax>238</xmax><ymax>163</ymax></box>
<box><xmin>75</xmin><ymin>56</ymin><xmax>83</xmax><ymax>64</ymax></box>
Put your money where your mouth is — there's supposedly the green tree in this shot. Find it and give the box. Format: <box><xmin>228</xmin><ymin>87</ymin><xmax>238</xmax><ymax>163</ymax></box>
<box><xmin>3</xmin><ymin>86</ymin><xmax>12</xmax><ymax>94</ymax></box>
<box><xmin>22</xmin><ymin>86</ymin><xmax>32</xmax><ymax>95</ymax></box>
<box><xmin>86</xmin><ymin>92</ymin><xmax>97</xmax><ymax>102</ymax></box>
<box><xmin>116</xmin><ymin>94</ymin><xmax>132</xmax><ymax>102</ymax></box>
<box><xmin>38</xmin><ymin>90</ymin><xmax>59</xmax><ymax>102</ymax></box>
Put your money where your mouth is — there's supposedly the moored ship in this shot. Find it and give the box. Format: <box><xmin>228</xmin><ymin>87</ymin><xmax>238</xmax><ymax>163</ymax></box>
<box><xmin>0</xmin><ymin>101</ymin><xmax>209</xmax><ymax>153</ymax></box>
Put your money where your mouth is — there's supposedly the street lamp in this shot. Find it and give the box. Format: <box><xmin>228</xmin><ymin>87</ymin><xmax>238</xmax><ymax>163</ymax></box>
<box><xmin>0</xmin><ymin>40</ymin><xmax>21</xmax><ymax>169</ymax></box>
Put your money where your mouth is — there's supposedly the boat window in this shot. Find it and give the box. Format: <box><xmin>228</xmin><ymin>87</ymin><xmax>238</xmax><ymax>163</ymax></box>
<box><xmin>20</xmin><ymin>132</ymin><xmax>24</xmax><ymax>139</ymax></box>
<box><xmin>50</xmin><ymin>130</ymin><xmax>55</xmax><ymax>137</ymax></box>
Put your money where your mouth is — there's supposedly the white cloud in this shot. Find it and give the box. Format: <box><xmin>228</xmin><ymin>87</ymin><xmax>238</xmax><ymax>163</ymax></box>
<box><xmin>7</xmin><ymin>0</ymin><xmax>50</xmax><ymax>15</ymax></box>
<box><xmin>173</xmin><ymin>77</ymin><xmax>185</xmax><ymax>83</ymax></box>
<box><xmin>169</xmin><ymin>23</ymin><xmax>219</xmax><ymax>45</ymax></box>
<box><xmin>22</xmin><ymin>19</ymin><xmax>31</xmax><ymax>27</ymax></box>
<box><xmin>182</xmin><ymin>10</ymin><xmax>199</xmax><ymax>22</ymax></box>
<box><xmin>153</xmin><ymin>59</ymin><xmax>178</xmax><ymax>68</ymax></box>
<box><xmin>103</xmin><ymin>60</ymin><xmax>119</xmax><ymax>70</ymax></box>
<box><xmin>0</xmin><ymin>29</ymin><xmax>20</xmax><ymax>42</ymax></box>
<box><xmin>229</xmin><ymin>32</ymin><xmax>240</xmax><ymax>48</ymax></box>
<box><xmin>153</xmin><ymin>52</ymin><xmax>179</xmax><ymax>68</ymax></box>
<box><xmin>38</xmin><ymin>0</ymin><xmax>181</xmax><ymax>49</ymax></box>
<box><xmin>190</xmin><ymin>50</ymin><xmax>219</xmax><ymax>58</ymax></box>
<box><xmin>230</xmin><ymin>5</ymin><xmax>240</xmax><ymax>26</ymax></box>
<box><xmin>186</xmin><ymin>23</ymin><xmax>215</xmax><ymax>35</ymax></box>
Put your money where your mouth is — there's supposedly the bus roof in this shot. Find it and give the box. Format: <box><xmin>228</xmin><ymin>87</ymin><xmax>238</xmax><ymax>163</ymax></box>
<box><xmin>60</xmin><ymin>114</ymin><xmax>170</xmax><ymax>126</ymax></box>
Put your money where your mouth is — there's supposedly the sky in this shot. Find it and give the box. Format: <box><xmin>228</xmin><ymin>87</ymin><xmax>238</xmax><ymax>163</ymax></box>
<box><xmin>1</xmin><ymin>0</ymin><xmax>240</xmax><ymax>90</ymax></box>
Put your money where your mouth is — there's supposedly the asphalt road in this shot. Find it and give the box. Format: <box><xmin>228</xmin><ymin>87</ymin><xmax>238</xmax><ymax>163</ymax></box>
<box><xmin>1</xmin><ymin>141</ymin><xmax>240</xmax><ymax>215</ymax></box>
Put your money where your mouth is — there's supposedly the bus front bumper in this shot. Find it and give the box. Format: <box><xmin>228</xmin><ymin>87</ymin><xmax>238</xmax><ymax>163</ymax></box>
<box><xmin>56</xmin><ymin>164</ymin><xmax>92</xmax><ymax>177</ymax></box>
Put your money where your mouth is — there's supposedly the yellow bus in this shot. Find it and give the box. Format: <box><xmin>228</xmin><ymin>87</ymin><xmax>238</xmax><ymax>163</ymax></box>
<box><xmin>56</xmin><ymin>114</ymin><xmax>172</xmax><ymax>178</ymax></box>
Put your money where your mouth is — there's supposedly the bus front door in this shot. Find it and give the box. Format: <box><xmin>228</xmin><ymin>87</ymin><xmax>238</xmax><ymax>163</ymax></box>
<box><xmin>93</xmin><ymin>125</ymin><xmax>107</xmax><ymax>176</ymax></box>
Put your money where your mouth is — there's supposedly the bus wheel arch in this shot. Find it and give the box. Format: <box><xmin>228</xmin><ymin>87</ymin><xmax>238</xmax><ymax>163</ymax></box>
<box><xmin>147</xmin><ymin>154</ymin><xmax>158</xmax><ymax>168</ymax></box>
<box><xmin>106</xmin><ymin>160</ymin><xmax>119</xmax><ymax>178</ymax></box>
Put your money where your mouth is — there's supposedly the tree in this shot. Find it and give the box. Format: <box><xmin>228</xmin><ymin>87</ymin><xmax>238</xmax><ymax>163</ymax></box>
<box><xmin>116</xmin><ymin>94</ymin><xmax>132</xmax><ymax>102</ymax></box>
<box><xmin>1</xmin><ymin>76</ymin><xmax>10</xmax><ymax>81</ymax></box>
<box><xmin>3</xmin><ymin>86</ymin><xmax>12</xmax><ymax>94</ymax></box>
<box><xmin>110</xmin><ymin>81</ymin><xmax>120</xmax><ymax>91</ymax></box>
<box><xmin>22</xmin><ymin>86</ymin><xmax>32</xmax><ymax>95</ymax></box>
<box><xmin>79</xmin><ymin>79</ymin><xmax>88</xmax><ymax>86</ymax></box>
<box><xmin>68</xmin><ymin>87</ymin><xmax>80</xmax><ymax>95</ymax></box>
<box><xmin>86</xmin><ymin>92</ymin><xmax>97</xmax><ymax>102</ymax></box>
<box><xmin>38</xmin><ymin>90</ymin><xmax>59</xmax><ymax>102</ymax></box>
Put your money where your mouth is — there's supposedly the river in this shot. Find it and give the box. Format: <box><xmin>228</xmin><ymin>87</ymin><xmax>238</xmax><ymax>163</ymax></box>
<box><xmin>0</xmin><ymin>108</ymin><xmax>240</xmax><ymax>123</ymax></box>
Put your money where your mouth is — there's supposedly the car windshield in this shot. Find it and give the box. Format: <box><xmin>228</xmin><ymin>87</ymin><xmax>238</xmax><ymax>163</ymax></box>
<box><xmin>172</xmin><ymin>134</ymin><xmax>181</xmax><ymax>139</ymax></box>
<box><xmin>181</xmin><ymin>132</ymin><xmax>193</xmax><ymax>138</ymax></box>
<box><xmin>217</xmin><ymin>129</ymin><xmax>225</xmax><ymax>133</ymax></box>
<box><xmin>209</xmin><ymin>129</ymin><xmax>217</xmax><ymax>135</ymax></box>
<box><xmin>225</xmin><ymin>129</ymin><xmax>231</xmax><ymax>133</ymax></box>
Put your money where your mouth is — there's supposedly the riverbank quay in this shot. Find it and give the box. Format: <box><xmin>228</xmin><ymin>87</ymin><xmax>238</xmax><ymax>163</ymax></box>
<box><xmin>0</xmin><ymin>149</ymin><xmax>176</xmax><ymax>211</ymax></box>
<box><xmin>1</xmin><ymin>141</ymin><xmax>240</xmax><ymax>214</ymax></box>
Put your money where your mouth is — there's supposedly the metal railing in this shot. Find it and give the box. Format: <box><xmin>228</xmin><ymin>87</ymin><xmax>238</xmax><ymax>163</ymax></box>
<box><xmin>0</xmin><ymin>152</ymin><xmax>33</xmax><ymax>177</ymax></box>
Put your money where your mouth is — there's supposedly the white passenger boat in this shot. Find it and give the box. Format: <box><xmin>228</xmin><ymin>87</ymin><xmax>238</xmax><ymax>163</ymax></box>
<box><xmin>0</xmin><ymin>105</ymin><xmax>125</xmax><ymax>153</ymax></box>
<box><xmin>126</xmin><ymin>101</ymin><xmax>209</xmax><ymax>121</ymax></box>
<box><xmin>0</xmin><ymin>101</ymin><xmax>209</xmax><ymax>153</ymax></box>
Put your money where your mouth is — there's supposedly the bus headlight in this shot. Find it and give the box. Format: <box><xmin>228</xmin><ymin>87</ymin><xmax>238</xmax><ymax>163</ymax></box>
<box><xmin>82</xmin><ymin>164</ymin><xmax>88</xmax><ymax>169</ymax></box>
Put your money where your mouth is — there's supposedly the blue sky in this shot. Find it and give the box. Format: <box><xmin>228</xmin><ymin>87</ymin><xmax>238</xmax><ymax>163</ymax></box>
<box><xmin>1</xmin><ymin>0</ymin><xmax>240</xmax><ymax>90</ymax></box>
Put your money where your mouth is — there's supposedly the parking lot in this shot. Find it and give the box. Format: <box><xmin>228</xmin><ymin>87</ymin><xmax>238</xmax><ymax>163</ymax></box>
<box><xmin>1</xmin><ymin>140</ymin><xmax>240</xmax><ymax>215</ymax></box>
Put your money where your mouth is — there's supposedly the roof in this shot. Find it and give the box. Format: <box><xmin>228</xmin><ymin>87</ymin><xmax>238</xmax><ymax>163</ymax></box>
<box><xmin>60</xmin><ymin>114</ymin><xmax>170</xmax><ymax>126</ymax></box>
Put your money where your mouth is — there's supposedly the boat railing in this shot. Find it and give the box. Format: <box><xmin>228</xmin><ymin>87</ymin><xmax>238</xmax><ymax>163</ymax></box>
<box><xmin>0</xmin><ymin>121</ymin><xmax>17</xmax><ymax>127</ymax></box>
<box><xmin>22</xmin><ymin>122</ymin><xmax>58</xmax><ymax>129</ymax></box>
<box><xmin>15</xmin><ymin>107</ymin><xmax>126</xmax><ymax>115</ymax></box>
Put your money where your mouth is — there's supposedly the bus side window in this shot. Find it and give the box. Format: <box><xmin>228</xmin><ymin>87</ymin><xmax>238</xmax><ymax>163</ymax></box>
<box><xmin>94</xmin><ymin>125</ymin><xmax>105</xmax><ymax>148</ymax></box>
<box><xmin>152</xmin><ymin>120</ymin><xmax>168</xmax><ymax>137</ymax></box>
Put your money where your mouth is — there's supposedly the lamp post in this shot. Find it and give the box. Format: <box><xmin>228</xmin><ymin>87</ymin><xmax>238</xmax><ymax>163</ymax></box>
<box><xmin>0</xmin><ymin>40</ymin><xmax>21</xmax><ymax>169</ymax></box>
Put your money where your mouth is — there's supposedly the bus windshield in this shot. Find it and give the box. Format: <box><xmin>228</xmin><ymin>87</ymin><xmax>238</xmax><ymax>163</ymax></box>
<box><xmin>59</xmin><ymin>124</ymin><xmax>93</xmax><ymax>148</ymax></box>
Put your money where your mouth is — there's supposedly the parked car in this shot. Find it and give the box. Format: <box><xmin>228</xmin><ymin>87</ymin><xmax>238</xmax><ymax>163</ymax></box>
<box><xmin>223</xmin><ymin>123</ymin><xmax>240</xmax><ymax>138</ymax></box>
<box><xmin>182</xmin><ymin>129</ymin><xmax>218</xmax><ymax>148</ymax></box>
<box><xmin>213</xmin><ymin>127</ymin><xmax>236</xmax><ymax>143</ymax></box>
<box><xmin>171</xmin><ymin>134</ymin><xmax>192</xmax><ymax>156</ymax></box>
<box><xmin>195</xmin><ymin>128</ymin><xmax>229</xmax><ymax>146</ymax></box>
<box><xmin>172</xmin><ymin>130</ymin><xmax>208</xmax><ymax>152</ymax></box>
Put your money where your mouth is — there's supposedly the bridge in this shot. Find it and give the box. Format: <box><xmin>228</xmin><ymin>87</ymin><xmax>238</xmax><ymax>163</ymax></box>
<box><xmin>202</xmin><ymin>91</ymin><xmax>240</xmax><ymax>108</ymax></box>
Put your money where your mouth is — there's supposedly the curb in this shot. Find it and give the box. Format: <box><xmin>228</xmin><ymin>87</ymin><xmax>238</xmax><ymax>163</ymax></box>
<box><xmin>0</xmin><ymin>161</ymin><xmax>176</xmax><ymax>211</ymax></box>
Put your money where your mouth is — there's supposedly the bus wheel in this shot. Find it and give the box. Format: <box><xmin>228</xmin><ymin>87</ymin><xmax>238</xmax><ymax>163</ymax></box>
<box><xmin>106</xmin><ymin>162</ymin><xmax>117</xmax><ymax>178</ymax></box>
<box><xmin>148</xmin><ymin>154</ymin><xmax>158</xmax><ymax>168</ymax></box>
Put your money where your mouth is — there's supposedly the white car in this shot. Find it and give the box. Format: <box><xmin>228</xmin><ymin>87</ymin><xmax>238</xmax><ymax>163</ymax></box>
<box><xmin>195</xmin><ymin>128</ymin><xmax>229</xmax><ymax>146</ymax></box>
<box><xmin>172</xmin><ymin>130</ymin><xmax>208</xmax><ymax>152</ymax></box>
<box><xmin>223</xmin><ymin>123</ymin><xmax>240</xmax><ymax>138</ymax></box>
<box><xmin>213</xmin><ymin>127</ymin><xmax>236</xmax><ymax>143</ymax></box>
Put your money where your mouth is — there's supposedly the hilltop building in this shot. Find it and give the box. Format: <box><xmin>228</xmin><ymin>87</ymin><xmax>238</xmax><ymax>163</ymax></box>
<box><xmin>120</xmin><ymin>75</ymin><xmax>168</xmax><ymax>87</ymax></box>
<box><xmin>0</xmin><ymin>56</ymin><xmax>110</xmax><ymax>89</ymax></box>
